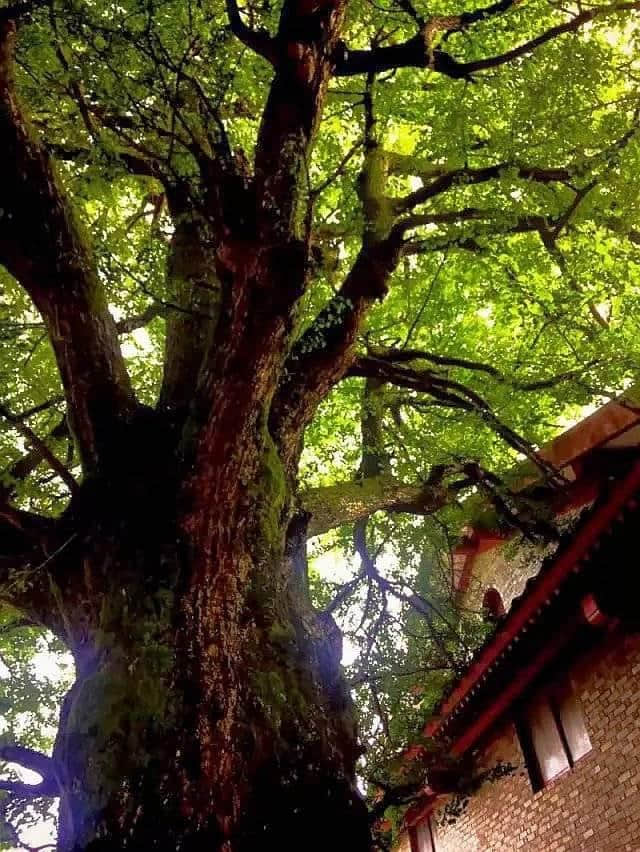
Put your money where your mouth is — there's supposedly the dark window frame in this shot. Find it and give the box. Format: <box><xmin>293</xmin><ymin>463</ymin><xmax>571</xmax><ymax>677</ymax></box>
<box><xmin>516</xmin><ymin>674</ymin><xmax>592</xmax><ymax>792</ymax></box>
<box><xmin>409</xmin><ymin>814</ymin><xmax>436</xmax><ymax>852</ymax></box>
<box><xmin>482</xmin><ymin>587</ymin><xmax>506</xmax><ymax>619</ymax></box>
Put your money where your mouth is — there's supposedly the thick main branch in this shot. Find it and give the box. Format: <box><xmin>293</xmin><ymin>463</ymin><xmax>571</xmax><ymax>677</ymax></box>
<box><xmin>302</xmin><ymin>473</ymin><xmax>451</xmax><ymax>537</ymax></box>
<box><xmin>0</xmin><ymin>21</ymin><xmax>135</xmax><ymax>472</ymax></box>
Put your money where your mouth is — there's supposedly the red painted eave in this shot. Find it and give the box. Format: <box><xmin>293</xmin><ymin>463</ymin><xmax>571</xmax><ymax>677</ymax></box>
<box><xmin>539</xmin><ymin>394</ymin><xmax>640</xmax><ymax>471</ymax></box>
<box><xmin>425</xmin><ymin>459</ymin><xmax>640</xmax><ymax>743</ymax></box>
<box><xmin>449</xmin><ymin>395</ymin><xmax>640</xmax><ymax>598</ymax></box>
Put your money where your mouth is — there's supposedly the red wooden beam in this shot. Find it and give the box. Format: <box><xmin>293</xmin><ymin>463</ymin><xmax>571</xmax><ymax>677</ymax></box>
<box><xmin>404</xmin><ymin>792</ymin><xmax>436</xmax><ymax>828</ymax></box>
<box><xmin>581</xmin><ymin>592</ymin><xmax>608</xmax><ymax>628</ymax></box>
<box><xmin>449</xmin><ymin>614</ymin><xmax>580</xmax><ymax>756</ymax></box>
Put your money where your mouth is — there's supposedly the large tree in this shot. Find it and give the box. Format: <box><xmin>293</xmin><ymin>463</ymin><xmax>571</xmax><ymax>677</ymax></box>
<box><xmin>0</xmin><ymin>0</ymin><xmax>639</xmax><ymax>847</ymax></box>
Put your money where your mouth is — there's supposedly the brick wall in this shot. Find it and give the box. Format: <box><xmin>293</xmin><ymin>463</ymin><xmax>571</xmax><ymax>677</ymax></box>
<box><xmin>415</xmin><ymin>631</ymin><xmax>640</xmax><ymax>851</ymax></box>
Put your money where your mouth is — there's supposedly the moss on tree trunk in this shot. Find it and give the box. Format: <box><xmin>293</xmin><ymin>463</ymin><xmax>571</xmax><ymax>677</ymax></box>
<box><xmin>50</xmin><ymin>441</ymin><xmax>369</xmax><ymax>851</ymax></box>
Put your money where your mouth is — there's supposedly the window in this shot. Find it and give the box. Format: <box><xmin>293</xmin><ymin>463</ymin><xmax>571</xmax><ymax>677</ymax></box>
<box><xmin>482</xmin><ymin>587</ymin><xmax>505</xmax><ymax>620</ymax></box>
<box><xmin>410</xmin><ymin>815</ymin><xmax>436</xmax><ymax>852</ymax></box>
<box><xmin>517</xmin><ymin>677</ymin><xmax>591</xmax><ymax>791</ymax></box>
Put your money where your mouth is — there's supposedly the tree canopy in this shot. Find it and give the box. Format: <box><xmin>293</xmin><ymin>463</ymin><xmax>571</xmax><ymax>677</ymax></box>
<box><xmin>0</xmin><ymin>0</ymin><xmax>639</xmax><ymax>847</ymax></box>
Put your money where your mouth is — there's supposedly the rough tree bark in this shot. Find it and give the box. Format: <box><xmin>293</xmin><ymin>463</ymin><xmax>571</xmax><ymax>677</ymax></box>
<box><xmin>0</xmin><ymin>2</ymin><xmax>375</xmax><ymax>848</ymax></box>
<box><xmin>46</xmin><ymin>427</ymin><xmax>368</xmax><ymax>851</ymax></box>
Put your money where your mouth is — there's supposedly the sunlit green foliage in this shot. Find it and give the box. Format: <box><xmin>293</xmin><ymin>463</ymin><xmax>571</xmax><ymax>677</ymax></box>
<box><xmin>1</xmin><ymin>0</ymin><xmax>640</xmax><ymax>844</ymax></box>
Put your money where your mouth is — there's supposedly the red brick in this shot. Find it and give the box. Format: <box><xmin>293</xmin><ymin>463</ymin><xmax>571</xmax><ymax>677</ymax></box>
<box><xmin>423</xmin><ymin>634</ymin><xmax>640</xmax><ymax>852</ymax></box>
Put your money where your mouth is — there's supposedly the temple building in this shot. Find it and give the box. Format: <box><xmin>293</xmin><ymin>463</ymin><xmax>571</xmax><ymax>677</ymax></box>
<box><xmin>396</xmin><ymin>393</ymin><xmax>640</xmax><ymax>851</ymax></box>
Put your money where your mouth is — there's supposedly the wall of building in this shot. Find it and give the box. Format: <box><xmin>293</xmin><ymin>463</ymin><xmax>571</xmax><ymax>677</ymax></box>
<box><xmin>425</xmin><ymin>631</ymin><xmax>640</xmax><ymax>851</ymax></box>
<box><xmin>461</xmin><ymin>507</ymin><xmax>586</xmax><ymax>614</ymax></box>
<box><xmin>462</xmin><ymin>537</ymin><xmax>546</xmax><ymax>613</ymax></box>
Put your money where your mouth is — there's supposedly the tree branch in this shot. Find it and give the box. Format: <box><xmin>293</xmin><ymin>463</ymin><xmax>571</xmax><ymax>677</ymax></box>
<box><xmin>44</xmin><ymin>138</ymin><xmax>163</xmax><ymax>181</ymax></box>
<box><xmin>253</xmin><ymin>0</ymin><xmax>348</xmax><ymax>241</ymax></box>
<box><xmin>0</xmin><ymin>417</ymin><xmax>69</xmax><ymax>502</ymax></box>
<box><xmin>158</xmin><ymin>209</ymin><xmax>222</xmax><ymax>414</ymax></box>
<box><xmin>334</xmin><ymin>3</ymin><xmax>640</xmax><ymax>79</ymax></box>
<box><xmin>0</xmin><ymin>404</ymin><xmax>77</xmax><ymax>495</ymax></box>
<box><xmin>299</xmin><ymin>376</ymin><xmax>457</xmax><ymax>536</ymax></box>
<box><xmin>368</xmin><ymin>778</ymin><xmax>433</xmax><ymax>826</ymax></box>
<box><xmin>270</xmin><ymin>234</ymin><xmax>404</xmax><ymax>468</ymax></box>
<box><xmin>0</xmin><ymin>504</ymin><xmax>49</xmax><ymax>536</ymax></box>
<box><xmin>0</xmin><ymin>22</ymin><xmax>136</xmax><ymax>472</ymax></box>
<box><xmin>600</xmin><ymin>217</ymin><xmax>640</xmax><ymax>247</ymax></box>
<box><xmin>115</xmin><ymin>303</ymin><xmax>169</xmax><ymax>335</ymax></box>
<box><xmin>353</xmin><ymin>518</ymin><xmax>472</xmax><ymax>659</ymax></box>
<box><xmin>348</xmin><ymin>355</ymin><xmax>564</xmax><ymax>484</ymax></box>
<box><xmin>225</xmin><ymin>0</ymin><xmax>276</xmax><ymax>62</ymax></box>
<box><xmin>445</xmin><ymin>0</ymin><xmax>524</xmax><ymax>33</ymax></box>
<box><xmin>271</xmin><ymin>121</ymin><xmax>625</xmax><ymax>468</ymax></box>
<box><xmin>460</xmin><ymin>2</ymin><xmax>640</xmax><ymax>76</ymax></box>
<box><xmin>302</xmin><ymin>471</ymin><xmax>453</xmax><ymax>537</ymax></box>
<box><xmin>360</xmin><ymin>376</ymin><xmax>390</xmax><ymax>479</ymax></box>
<box><xmin>365</xmin><ymin>346</ymin><xmax>600</xmax><ymax>392</ymax></box>
<box><xmin>0</xmin><ymin>0</ymin><xmax>48</xmax><ymax>24</ymax></box>
<box><xmin>271</xmin><ymin>105</ymin><xmax>625</xmax><ymax>459</ymax></box>
<box><xmin>0</xmin><ymin>520</ymin><xmax>79</xmax><ymax>631</ymax></box>
<box><xmin>395</xmin><ymin>164</ymin><xmax>571</xmax><ymax>215</ymax></box>
<box><xmin>0</xmin><ymin>744</ymin><xmax>59</xmax><ymax>798</ymax></box>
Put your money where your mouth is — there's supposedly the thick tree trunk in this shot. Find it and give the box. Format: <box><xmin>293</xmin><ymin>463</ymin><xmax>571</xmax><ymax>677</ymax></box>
<box><xmin>51</xmin><ymin>427</ymin><xmax>369</xmax><ymax>852</ymax></box>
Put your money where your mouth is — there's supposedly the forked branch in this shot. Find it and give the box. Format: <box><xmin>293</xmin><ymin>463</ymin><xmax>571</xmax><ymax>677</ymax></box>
<box><xmin>348</xmin><ymin>355</ymin><xmax>564</xmax><ymax>485</ymax></box>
